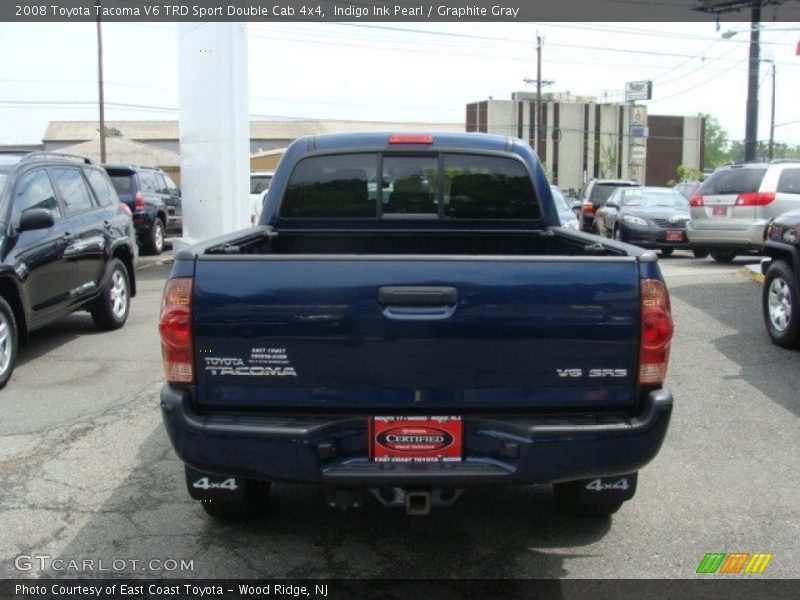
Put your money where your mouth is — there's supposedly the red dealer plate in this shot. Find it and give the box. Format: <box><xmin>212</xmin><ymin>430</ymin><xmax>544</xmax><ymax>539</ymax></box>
<box><xmin>665</xmin><ymin>230</ymin><xmax>684</xmax><ymax>241</ymax></box>
<box><xmin>713</xmin><ymin>206</ymin><xmax>727</xmax><ymax>217</ymax></box>
<box><xmin>370</xmin><ymin>416</ymin><xmax>463</xmax><ymax>463</ymax></box>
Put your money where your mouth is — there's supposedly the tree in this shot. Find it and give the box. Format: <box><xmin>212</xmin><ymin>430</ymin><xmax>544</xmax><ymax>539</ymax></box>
<box><xmin>701</xmin><ymin>114</ymin><xmax>730</xmax><ymax>169</ymax></box>
<box><xmin>668</xmin><ymin>165</ymin><xmax>704</xmax><ymax>186</ymax></box>
<box><xmin>599</xmin><ymin>142</ymin><xmax>617</xmax><ymax>178</ymax></box>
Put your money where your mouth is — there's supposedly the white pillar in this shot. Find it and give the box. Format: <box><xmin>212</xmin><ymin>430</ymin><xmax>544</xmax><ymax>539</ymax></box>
<box><xmin>175</xmin><ymin>22</ymin><xmax>249</xmax><ymax>250</ymax></box>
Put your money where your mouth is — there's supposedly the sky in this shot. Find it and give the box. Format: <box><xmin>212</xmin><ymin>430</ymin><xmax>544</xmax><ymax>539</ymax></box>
<box><xmin>1</xmin><ymin>20</ymin><xmax>799</xmax><ymax>146</ymax></box>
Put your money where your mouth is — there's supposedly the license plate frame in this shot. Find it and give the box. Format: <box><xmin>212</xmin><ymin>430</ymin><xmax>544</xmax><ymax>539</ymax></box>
<box><xmin>712</xmin><ymin>206</ymin><xmax>728</xmax><ymax>217</ymax></box>
<box><xmin>369</xmin><ymin>416</ymin><xmax>463</xmax><ymax>463</ymax></box>
<box><xmin>665</xmin><ymin>230</ymin><xmax>684</xmax><ymax>242</ymax></box>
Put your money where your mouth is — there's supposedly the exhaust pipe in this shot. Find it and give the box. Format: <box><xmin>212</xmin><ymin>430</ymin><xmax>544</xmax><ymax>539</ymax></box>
<box><xmin>405</xmin><ymin>490</ymin><xmax>431</xmax><ymax>516</ymax></box>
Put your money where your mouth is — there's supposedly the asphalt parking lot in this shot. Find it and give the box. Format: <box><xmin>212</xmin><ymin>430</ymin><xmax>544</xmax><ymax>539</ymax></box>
<box><xmin>1</xmin><ymin>250</ymin><xmax>798</xmax><ymax>579</ymax></box>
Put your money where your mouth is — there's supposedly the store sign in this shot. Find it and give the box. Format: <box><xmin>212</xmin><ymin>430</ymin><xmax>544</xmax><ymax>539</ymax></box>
<box><xmin>625</xmin><ymin>81</ymin><xmax>653</xmax><ymax>102</ymax></box>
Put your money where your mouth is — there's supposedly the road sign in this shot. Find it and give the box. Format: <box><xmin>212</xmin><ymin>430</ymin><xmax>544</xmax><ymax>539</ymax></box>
<box><xmin>630</xmin><ymin>146</ymin><xmax>646</xmax><ymax>165</ymax></box>
<box><xmin>631</xmin><ymin>107</ymin><xmax>647</xmax><ymax>126</ymax></box>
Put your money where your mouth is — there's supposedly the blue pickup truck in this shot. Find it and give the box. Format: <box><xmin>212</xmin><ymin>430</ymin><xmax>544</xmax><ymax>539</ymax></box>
<box><xmin>159</xmin><ymin>132</ymin><xmax>674</xmax><ymax>520</ymax></box>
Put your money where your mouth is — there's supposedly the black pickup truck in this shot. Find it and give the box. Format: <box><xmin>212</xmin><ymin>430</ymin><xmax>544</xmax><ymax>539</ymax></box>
<box><xmin>159</xmin><ymin>132</ymin><xmax>674</xmax><ymax>520</ymax></box>
<box><xmin>0</xmin><ymin>152</ymin><xmax>137</xmax><ymax>388</ymax></box>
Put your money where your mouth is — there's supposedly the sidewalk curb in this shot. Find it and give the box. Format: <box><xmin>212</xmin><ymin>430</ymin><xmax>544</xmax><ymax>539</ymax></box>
<box><xmin>741</xmin><ymin>264</ymin><xmax>765</xmax><ymax>284</ymax></box>
<box><xmin>135</xmin><ymin>257</ymin><xmax>174</xmax><ymax>271</ymax></box>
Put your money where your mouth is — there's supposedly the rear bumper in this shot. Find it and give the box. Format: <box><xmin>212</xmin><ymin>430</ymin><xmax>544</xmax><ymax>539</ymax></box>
<box><xmin>686</xmin><ymin>221</ymin><xmax>766</xmax><ymax>249</ymax></box>
<box><xmin>160</xmin><ymin>385</ymin><xmax>673</xmax><ymax>486</ymax></box>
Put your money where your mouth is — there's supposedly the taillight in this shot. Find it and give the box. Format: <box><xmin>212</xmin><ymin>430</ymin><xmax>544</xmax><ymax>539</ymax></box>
<box><xmin>118</xmin><ymin>203</ymin><xmax>132</xmax><ymax>216</ymax></box>
<box><xmin>639</xmin><ymin>279</ymin><xmax>673</xmax><ymax>385</ymax></box>
<box><xmin>690</xmin><ymin>195</ymin><xmax>704</xmax><ymax>207</ymax></box>
<box><xmin>581</xmin><ymin>202</ymin><xmax>595</xmax><ymax>214</ymax></box>
<box><xmin>388</xmin><ymin>134</ymin><xmax>433</xmax><ymax>145</ymax></box>
<box><xmin>734</xmin><ymin>192</ymin><xmax>775</xmax><ymax>206</ymax></box>
<box><xmin>134</xmin><ymin>191</ymin><xmax>146</xmax><ymax>211</ymax></box>
<box><xmin>159</xmin><ymin>278</ymin><xmax>194</xmax><ymax>383</ymax></box>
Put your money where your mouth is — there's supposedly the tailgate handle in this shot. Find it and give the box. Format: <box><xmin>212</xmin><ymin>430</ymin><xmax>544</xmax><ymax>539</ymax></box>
<box><xmin>378</xmin><ymin>286</ymin><xmax>458</xmax><ymax>306</ymax></box>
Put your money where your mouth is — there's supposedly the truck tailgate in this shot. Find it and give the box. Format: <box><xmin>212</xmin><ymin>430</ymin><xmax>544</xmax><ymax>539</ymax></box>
<box><xmin>193</xmin><ymin>256</ymin><xmax>641</xmax><ymax>410</ymax></box>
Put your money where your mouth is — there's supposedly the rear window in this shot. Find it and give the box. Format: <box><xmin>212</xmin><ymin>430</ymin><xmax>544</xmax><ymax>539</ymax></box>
<box><xmin>443</xmin><ymin>154</ymin><xmax>538</xmax><ymax>219</ymax></box>
<box><xmin>590</xmin><ymin>183</ymin><xmax>637</xmax><ymax>205</ymax></box>
<box><xmin>281</xmin><ymin>154</ymin><xmax>378</xmax><ymax>218</ymax></box>
<box><xmin>107</xmin><ymin>171</ymin><xmax>134</xmax><ymax>195</ymax></box>
<box><xmin>281</xmin><ymin>153</ymin><xmax>540</xmax><ymax>220</ymax></box>
<box><xmin>250</xmin><ymin>175</ymin><xmax>273</xmax><ymax>195</ymax></box>
<box><xmin>699</xmin><ymin>168</ymin><xmax>766</xmax><ymax>195</ymax></box>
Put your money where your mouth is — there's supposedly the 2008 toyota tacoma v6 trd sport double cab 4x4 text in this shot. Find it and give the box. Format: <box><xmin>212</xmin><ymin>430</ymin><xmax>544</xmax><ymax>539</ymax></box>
<box><xmin>158</xmin><ymin>132</ymin><xmax>674</xmax><ymax>520</ymax></box>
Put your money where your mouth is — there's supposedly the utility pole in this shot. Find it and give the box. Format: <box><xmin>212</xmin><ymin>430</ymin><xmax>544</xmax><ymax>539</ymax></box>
<box><xmin>96</xmin><ymin>0</ymin><xmax>106</xmax><ymax>163</ymax></box>
<box><xmin>769</xmin><ymin>61</ymin><xmax>776</xmax><ymax>161</ymax></box>
<box><xmin>744</xmin><ymin>1</ymin><xmax>761</xmax><ymax>162</ymax></box>
<box><xmin>535</xmin><ymin>35</ymin><xmax>542</xmax><ymax>156</ymax></box>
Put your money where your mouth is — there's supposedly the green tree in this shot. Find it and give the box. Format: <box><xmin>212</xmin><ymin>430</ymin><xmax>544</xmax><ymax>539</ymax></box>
<box><xmin>701</xmin><ymin>114</ymin><xmax>730</xmax><ymax>168</ymax></box>
<box><xmin>668</xmin><ymin>165</ymin><xmax>704</xmax><ymax>186</ymax></box>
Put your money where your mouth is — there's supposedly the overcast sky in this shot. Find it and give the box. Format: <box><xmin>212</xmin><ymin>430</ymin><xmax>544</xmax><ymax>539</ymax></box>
<box><xmin>1</xmin><ymin>20</ymin><xmax>799</xmax><ymax>146</ymax></box>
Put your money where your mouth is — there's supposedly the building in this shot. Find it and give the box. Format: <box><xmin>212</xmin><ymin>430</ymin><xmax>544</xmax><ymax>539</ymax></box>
<box><xmin>466</xmin><ymin>94</ymin><xmax>704</xmax><ymax>194</ymax></box>
<box><xmin>42</xmin><ymin>119</ymin><xmax>465</xmax><ymax>155</ymax></box>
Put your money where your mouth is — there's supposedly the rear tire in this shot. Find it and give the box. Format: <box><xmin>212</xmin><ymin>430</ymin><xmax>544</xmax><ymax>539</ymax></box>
<box><xmin>692</xmin><ymin>249</ymin><xmax>710</xmax><ymax>259</ymax></box>
<box><xmin>200</xmin><ymin>481</ymin><xmax>271</xmax><ymax>521</ymax></box>
<box><xmin>710</xmin><ymin>249</ymin><xmax>737</xmax><ymax>263</ymax></box>
<box><xmin>91</xmin><ymin>259</ymin><xmax>131</xmax><ymax>331</ymax></box>
<box><xmin>660</xmin><ymin>248</ymin><xmax>674</xmax><ymax>257</ymax></box>
<box><xmin>762</xmin><ymin>260</ymin><xmax>800</xmax><ymax>348</ymax></box>
<box><xmin>143</xmin><ymin>218</ymin><xmax>164</xmax><ymax>255</ymax></box>
<box><xmin>0</xmin><ymin>297</ymin><xmax>19</xmax><ymax>390</ymax></box>
<box><xmin>553</xmin><ymin>482</ymin><xmax>623</xmax><ymax>518</ymax></box>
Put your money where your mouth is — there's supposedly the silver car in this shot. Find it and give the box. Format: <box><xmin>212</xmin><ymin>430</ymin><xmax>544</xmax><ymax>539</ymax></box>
<box><xmin>687</xmin><ymin>161</ymin><xmax>800</xmax><ymax>263</ymax></box>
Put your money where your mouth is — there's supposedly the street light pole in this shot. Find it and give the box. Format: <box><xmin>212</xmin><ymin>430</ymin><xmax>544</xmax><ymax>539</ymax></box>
<box><xmin>96</xmin><ymin>1</ymin><xmax>106</xmax><ymax>163</ymax></box>
<box><xmin>535</xmin><ymin>35</ymin><xmax>542</xmax><ymax>156</ymax></box>
<box><xmin>769</xmin><ymin>61</ymin><xmax>776</xmax><ymax>161</ymax></box>
<box><xmin>744</xmin><ymin>1</ymin><xmax>761</xmax><ymax>162</ymax></box>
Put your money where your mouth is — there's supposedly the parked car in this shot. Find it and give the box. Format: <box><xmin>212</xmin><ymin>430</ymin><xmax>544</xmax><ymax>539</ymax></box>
<box><xmin>250</xmin><ymin>171</ymin><xmax>274</xmax><ymax>225</ymax></box>
<box><xmin>761</xmin><ymin>209</ymin><xmax>800</xmax><ymax>348</ymax></box>
<box><xmin>104</xmin><ymin>165</ymin><xmax>181</xmax><ymax>255</ymax></box>
<box><xmin>0</xmin><ymin>152</ymin><xmax>137</xmax><ymax>388</ymax></box>
<box><xmin>159</xmin><ymin>132</ymin><xmax>673</xmax><ymax>521</ymax></box>
<box><xmin>551</xmin><ymin>185</ymin><xmax>579</xmax><ymax>229</ymax></box>
<box><xmin>578</xmin><ymin>178</ymin><xmax>641</xmax><ymax>233</ymax></box>
<box><xmin>687</xmin><ymin>160</ymin><xmax>800</xmax><ymax>263</ymax></box>
<box><xmin>595</xmin><ymin>187</ymin><xmax>693</xmax><ymax>256</ymax></box>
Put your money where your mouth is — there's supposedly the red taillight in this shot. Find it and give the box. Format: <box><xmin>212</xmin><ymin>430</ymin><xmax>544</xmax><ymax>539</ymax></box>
<box><xmin>118</xmin><ymin>203</ymin><xmax>132</xmax><ymax>216</ymax></box>
<box><xmin>159</xmin><ymin>278</ymin><xmax>194</xmax><ymax>383</ymax></box>
<box><xmin>639</xmin><ymin>279</ymin><xmax>673</xmax><ymax>385</ymax></box>
<box><xmin>388</xmin><ymin>134</ymin><xmax>433</xmax><ymax>145</ymax></box>
<box><xmin>581</xmin><ymin>202</ymin><xmax>595</xmax><ymax>214</ymax></box>
<box><xmin>134</xmin><ymin>191</ymin><xmax>146</xmax><ymax>211</ymax></box>
<box><xmin>734</xmin><ymin>192</ymin><xmax>775</xmax><ymax>206</ymax></box>
<box><xmin>690</xmin><ymin>195</ymin><xmax>704</xmax><ymax>207</ymax></box>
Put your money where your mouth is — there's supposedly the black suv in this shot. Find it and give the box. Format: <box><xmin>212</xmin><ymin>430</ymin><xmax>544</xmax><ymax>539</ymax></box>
<box><xmin>0</xmin><ymin>152</ymin><xmax>137</xmax><ymax>388</ymax></box>
<box><xmin>578</xmin><ymin>179</ymin><xmax>641</xmax><ymax>233</ymax></box>
<box><xmin>104</xmin><ymin>165</ymin><xmax>181</xmax><ymax>255</ymax></box>
<box><xmin>762</xmin><ymin>208</ymin><xmax>800</xmax><ymax>348</ymax></box>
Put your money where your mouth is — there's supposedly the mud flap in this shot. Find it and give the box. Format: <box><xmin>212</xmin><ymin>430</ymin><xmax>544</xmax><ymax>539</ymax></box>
<box><xmin>185</xmin><ymin>465</ymin><xmax>246</xmax><ymax>502</ymax></box>
<box><xmin>574</xmin><ymin>472</ymin><xmax>638</xmax><ymax>503</ymax></box>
